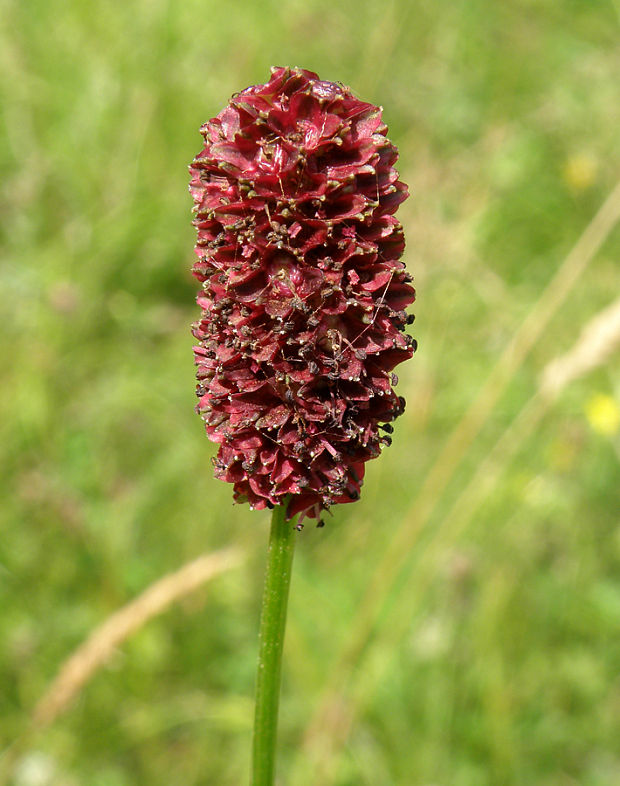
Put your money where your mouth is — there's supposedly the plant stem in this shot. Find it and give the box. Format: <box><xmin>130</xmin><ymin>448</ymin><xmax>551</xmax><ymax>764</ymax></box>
<box><xmin>251</xmin><ymin>503</ymin><xmax>297</xmax><ymax>786</ymax></box>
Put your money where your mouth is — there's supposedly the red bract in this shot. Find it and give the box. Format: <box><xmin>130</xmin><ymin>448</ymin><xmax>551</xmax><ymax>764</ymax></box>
<box><xmin>189</xmin><ymin>66</ymin><xmax>416</xmax><ymax>522</ymax></box>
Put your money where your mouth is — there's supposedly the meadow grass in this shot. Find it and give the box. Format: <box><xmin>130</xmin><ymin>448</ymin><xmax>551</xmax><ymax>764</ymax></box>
<box><xmin>1</xmin><ymin>1</ymin><xmax>619</xmax><ymax>784</ymax></box>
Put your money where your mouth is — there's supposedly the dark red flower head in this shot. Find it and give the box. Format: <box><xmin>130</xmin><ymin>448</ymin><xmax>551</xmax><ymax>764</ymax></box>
<box><xmin>189</xmin><ymin>66</ymin><xmax>416</xmax><ymax>522</ymax></box>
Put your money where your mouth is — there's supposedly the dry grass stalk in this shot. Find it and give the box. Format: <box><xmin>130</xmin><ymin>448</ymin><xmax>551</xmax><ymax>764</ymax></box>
<box><xmin>294</xmin><ymin>180</ymin><xmax>620</xmax><ymax>781</ymax></box>
<box><xmin>32</xmin><ymin>547</ymin><xmax>243</xmax><ymax>729</ymax></box>
<box><xmin>420</xmin><ymin>290</ymin><xmax>620</xmax><ymax>588</ymax></box>
<box><xmin>540</xmin><ymin>295</ymin><xmax>620</xmax><ymax>398</ymax></box>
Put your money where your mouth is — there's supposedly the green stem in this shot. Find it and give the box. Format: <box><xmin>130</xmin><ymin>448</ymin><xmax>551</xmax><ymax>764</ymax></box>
<box><xmin>251</xmin><ymin>503</ymin><xmax>297</xmax><ymax>786</ymax></box>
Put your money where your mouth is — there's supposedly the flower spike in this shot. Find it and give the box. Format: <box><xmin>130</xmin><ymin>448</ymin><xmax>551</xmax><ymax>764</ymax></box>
<box><xmin>189</xmin><ymin>67</ymin><xmax>416</xmax><ymax>521</ymax></box>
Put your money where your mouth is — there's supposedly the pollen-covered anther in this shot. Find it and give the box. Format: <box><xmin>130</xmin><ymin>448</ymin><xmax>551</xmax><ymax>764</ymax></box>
<box><xmin>189</xmin><ymin>66</ymin><xmax>416</xmax><ymax>521</ymax></box>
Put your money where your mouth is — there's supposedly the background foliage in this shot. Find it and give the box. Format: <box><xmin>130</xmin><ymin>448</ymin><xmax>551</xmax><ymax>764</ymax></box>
<box><xmin>1</xmin><ymin>1</ymin><xmax>619</xmax><ymax>784</ymax></box>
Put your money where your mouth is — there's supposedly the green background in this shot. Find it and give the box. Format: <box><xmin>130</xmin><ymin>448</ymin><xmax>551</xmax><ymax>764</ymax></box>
<box><xmin>1</xmin><ymin>0</ymin><xmax>619</xmax><ymax>784</ymax></box>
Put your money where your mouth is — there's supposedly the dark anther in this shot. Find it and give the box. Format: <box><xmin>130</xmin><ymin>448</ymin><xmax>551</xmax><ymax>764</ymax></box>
<box><xmin>379</xmin><ymin>423</ymin><xmax>394</xmax><ymax>433</ymax></box>
<box><xmin>398</xmin><ymin>395</ymin><xmax>406</xmax><ymax>409</ymax></box>
<box><xmin>406</xmin><ymin>313</ymin><xmax>415</xmax><ymax>325</ymax></box>
<box><xmin>382</xmin><ymin>435</ymin><xmax>392</xmax><ymax>446</ymax></box>
<box><xmin>391</xmin><ymin>373</ymin><xmax>399</xmax><ymax>386</ymax></box>
<box><xmin>316</xmin><ymin>519</ymin><xmax>325</xmax><ymax>528</ymax></box>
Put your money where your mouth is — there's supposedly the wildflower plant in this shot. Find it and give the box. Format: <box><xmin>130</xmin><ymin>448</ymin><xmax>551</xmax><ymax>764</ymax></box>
<box><xmin>189</xmin><ymin>66</ymin><xmax>415</xmax><ymax>785</ymax></box>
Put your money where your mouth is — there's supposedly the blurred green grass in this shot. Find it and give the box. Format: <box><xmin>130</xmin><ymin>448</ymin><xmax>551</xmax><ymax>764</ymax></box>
<box><xmin>1</xmin><ymin>0</ymin><xmax>620</xmax><ymax>784</ymax></box>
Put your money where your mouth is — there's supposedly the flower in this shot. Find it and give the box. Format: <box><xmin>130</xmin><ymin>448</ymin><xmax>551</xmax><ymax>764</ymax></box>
<box><xmin>189</xmin><ymin>66</ymin><xmax>415</xmax><ymax>522</ymax></box>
